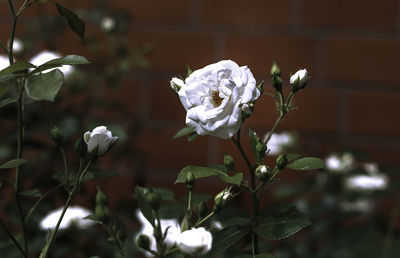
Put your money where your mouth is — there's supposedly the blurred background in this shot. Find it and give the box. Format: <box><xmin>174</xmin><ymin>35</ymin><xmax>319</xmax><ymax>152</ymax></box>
<box><xmin>0</xmin><ymin>0</ymin><xmax>400</xmax><ymax>257</ymax></box>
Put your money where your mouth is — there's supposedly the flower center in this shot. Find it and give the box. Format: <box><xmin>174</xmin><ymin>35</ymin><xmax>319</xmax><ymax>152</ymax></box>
<box><xmin>211</xmin><ymin>90</ymin><xmax>224</xmax><ymax>107</ymax></box>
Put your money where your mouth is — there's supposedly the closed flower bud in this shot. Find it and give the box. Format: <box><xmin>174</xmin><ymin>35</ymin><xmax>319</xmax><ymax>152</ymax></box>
<box><xmin>271</xmin><ymin>75</ymin><xmax>283</xmax><ymax>92</ymax></box>
<box><xmin>276</xmin><ymin>153</ymin><xmax>288</xmax><ymax>170</ymax></box>
<box><xmin>213</xmin><ymin>187</ymin><xmax>233</xmax><ymax>212</ymax></box>
<box><xmin>224</xmin><ymin>153</ymin><xmax>235</xmax><ymax>171</ymax></box>
<box><xmin>74</xmin><ymin>138</ymin><xmax>87</xmax><ymax>158</ymax></box>
<box><xmin>270</xmin><ymin>61</ymin><xmax>281</xmax><ymax>77</ymax></box>
<box><xmin>290</xmin><ymin>69</ymin><xmax>308</xmax><ymax>92</ymax></box>
<box><xmin>198</xmin><ymin>201</ymin><xmax>209</xmax><ymax>218</ymax></box>
<box><xmin>83</xmin><ymin>126</ymin><xmax>118</xmax><ymax>158</ymax></box>
<box><xmin>95</xmin><ymin>187</ymin><xmax>110</xmax><ymax>222</ymax></box>
<box><xmin>146</xmin><ymin>192</ymin><xmax>162</xmax><ymax>212</ymax></box>
<box><xmin>185</xmin><ymin>171</ymin><xmax>195</xmax><ymax>191</ymax></box>
<box><xmin>50</xmin><ymin>126</ymin><xmax>64</xmax><ymax>144</ymax></box>
<box><xmin>256</xmin><ymin>165</ymin><xmax>272</xmax><ymax>182</ymax></box>
<box><xmin>136</xmin><ymin>234</ymin><xmax>151</xmax><ymax>251</ymax></box>
<box><xmin>256</xmin><ymin>141</ymin><xmax>267</xmax><ymax>161</ymax></box>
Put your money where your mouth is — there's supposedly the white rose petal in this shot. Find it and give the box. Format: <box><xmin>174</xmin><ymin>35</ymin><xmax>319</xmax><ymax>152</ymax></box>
<box><xmin>177</xmin><ymin>227</ymin><xmax>212</xmax><ymax>256</ymax></box>
<box><xmin>40</xmin><ymin>206</ymin><xmax>94</xmax><ymax>230</ymax></box>
<box><xmin>29</xmin><ymin>50</ymin><xmax>74</xmax><ymax>77</ymax></box>
<box><xmin>83</xmin><ymin>126</ymin><xmax>118</xmax><ymax>157</ymax></box>
<box><xmin>176</xmin><ymin>60</ymin><xmax>260</xmax><ymax>139</ymax></box>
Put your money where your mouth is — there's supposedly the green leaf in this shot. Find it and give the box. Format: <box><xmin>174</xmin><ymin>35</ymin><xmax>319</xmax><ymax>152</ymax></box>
<box><xmin>235</xmin><ymin>254</ymin><xmax>275</xmax><ymax>258</ymax></box>
<box><xmin>173</xmin><ymin>127</ymin><xmax>195</xmax><ymax>139</ymax></box>
<box><xmin>85</xmin><ymin>214</ymin><xmax>103</xmax><ymax>224</ymax></box>
<box><xmin>32</xmin><ymin>55</ymin><xmax>89</xmax><ymax>74</ymax></box>
<box><xmin>186</xmin><ymin>65</ymin><xmax>193</xmax><ymax>77</ymax></box>
<box><xmin>25</xmin><ymin>69</ymin><xmax>64</xmax><ymax>101</ymax></box>
<box><xmin>0</xmin><ymin>61</ymin><xmax>35</xmax><ymax>77</ymax></box>
<box><xmin>286</xmin><ymin>153</ymin><xmax>302</xmax><ymax>162</ymax></box>
<box><xmin>0</xmin><ymin>98</ymin><xmax>17</xmax><ymax>109</ymax></box>
<box><xmin>287</xmin><ymin>157</ymin><xmax>325</xmax><ymax>170</ymax></box>
<box><xmin>153</xmin><ymin>187</ymin><xmax>175</xmax><ymax>201</ymax></box>
<box><xmin>0</xmin><ymin>158</ymin><xmax>27</xmax><ymax>169</ymax></box>
<box><xmin>134</xmin><ymin>186</ymin><xmax>155</xmax><ymax>227</ymax></box>
<box><xmin>83</xmin><ymin>168</ymin><xmax>118</xmax><ymax>181</ymax></box>
<box><xmin>175</xmin><ymin>166</ymin><xmax>243</xmax><ymax>186</ymax></box>
<box><xmin>0</xmin><ymin>73</ymin><xmax>23</xmax><ymax>84</ymax></box>
<box><xmin>19</xmin><ymin>189</ymin><xmax>41</xmax><ymax>198</ymax></box>
<box><xmin>55</xmin><ymin>2</ymin><xmax>85</xmax><ymax>40</ymax></box>
<box><xmin>187</xmin><ymin>132</ymin><xmax>198</xmax><ymax>142</ymax></box>
<box><xmin>255</xmin><ymin>203</ymin><xmax>311</xmax><ymax>240</ymax></box>
<box><xmin>210</xmin><ymin>225</ymin><xmax>249</xmax><ymax>255</ymax></box>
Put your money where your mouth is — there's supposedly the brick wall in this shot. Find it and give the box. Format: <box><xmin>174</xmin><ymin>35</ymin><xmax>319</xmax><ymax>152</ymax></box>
<box><xmin>1</xmin><ymin>0</ymin><xmax>399</xmax><ymax>198</ymax></box>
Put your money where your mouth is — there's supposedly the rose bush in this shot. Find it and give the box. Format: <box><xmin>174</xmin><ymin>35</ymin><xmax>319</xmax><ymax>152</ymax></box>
<box><xmin>175</xmin><ymin>60</ymin><xmax>260</xmax><ymax>139</ymax></box>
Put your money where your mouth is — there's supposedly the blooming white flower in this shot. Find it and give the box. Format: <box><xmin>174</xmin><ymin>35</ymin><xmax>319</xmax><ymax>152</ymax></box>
<box><xmin>290</xmin><ymin>69</ymin><xmax>308</xmax><ymax>89</ymax></box>
<box><xmin>177</xmin><ymin>227</ymin><xmax>212</xmax><ymax>255</ymax></box>
<box><xmin>136</xmin><ymin>210</ymin><xmax>181</xmax><ymax>257</ymax></box>
<box><xmin>0</xmin><ymin>55</ymin><xmax>10</xmax><ymax>70</ymax></box>
<box><xmin>170</xmin><ymin>77</ymin><xmax>184</xmax><ymax>93</ymax></box>
<box><xmin>344</xmin><ymin>174</ymin><xmax>388</xmax><ymax>191</ymax></box>
<box><xmin>29</xmin><ymin>50</ymin><xmax>74</xmax><ymax>77</ymax></box>
<box><xmin>84</xmin><ymin>126</ymin><xmax>118</xmax><ymax>157</ymax></box>
<box><xmin>101</xmin><ymin>16</ymin><xmax>116</xmax><ymax>32</ymax></box>
<box><xmin>264</xmin><ymin>132</ymin><xmax>294</xmax><ymax>155</ymax></box>
<box><xmin>177</xmin><ymin>60</ymin><xmax>260</xmax><ymax>139</ymax></box>
<box><xmin>40</xmin><ymin>206</ymin><xmax>94</xmax><ymax>230</ymax></box>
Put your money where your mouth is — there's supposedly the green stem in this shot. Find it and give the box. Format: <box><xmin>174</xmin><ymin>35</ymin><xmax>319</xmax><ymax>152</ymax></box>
<box><xmin>25</xmin><ymin>184</ymin><xmax>62</xmax><ymax>223</ymax></box>
<box><xmin>0</xmin><ymin>218</ymin><xmax>26</xmax><ymax>257</ymax></box>
<box><xmin>194</xmin><ymin>211</ymin><xmax>214</xmax><ymax>227</ymax></box>
<box><xmin>59</xmin><ymin>147</ymin><xmax>68</xmax><ymax>174</ymax></box>
<box><xmin>187</xmin><ymin>190</ymin><xmax>192</xmax><ymax>212</ymax></box>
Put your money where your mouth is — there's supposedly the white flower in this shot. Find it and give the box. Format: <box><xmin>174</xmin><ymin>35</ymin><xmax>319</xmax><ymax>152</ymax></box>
<box><xmin>101</xmin><ymin>16</ymin><xmax>116</xmax><ymax>32</ymax></box>
<box><xmin>325</xmin><ymin>152</ymin><xmax>354</xmax><ymax>173</ymax></box>
<box><xmin>29</xmin><ymin>50</ymin><xmax>74</xmax><ymax>77</ymax></box>
<box><xmin>177</xmin><ymin>227</ymin><xmax>212</xmax><ymax>255</ymax></box>
<box><xmin>136</xmin><ymin>210</ymin><xmax>181</xmax><ymax>257</ymax></box>
<box><xmin>84</xmin><ymin>126</ymin><xmax>118</xmax><ymax>157</ymax></box>
<box><xmin>290</xmin><ymin>69</ymin><xmax>308</xmax><ymax>89</ymax></box>
<box><xmin>344</xmin><ymin>174</ymin><xmax>388</xmax><ymax>191</ymax></box>
<box><xmin>264</xmin><ymin>132</ymin><xmax>294</xmax><ymax>155</ymax></box>
<box><xmin>10</xmin><ymin>38</ymin><xmax>24</xmax><ymax>54</ymax></box>
<box><xmin>177</xmin><ymin>60</ymin><xmax>260</xmax><ymax>139</ymax></box>
<box><xmin>170</xmin><ymin>77</ymin><xmax>184</xmax><ymax>93</ymax></box>
<box><xmin>40</xmin><ymin>206</ymin><xmax>94</xmax><ymax>230</ymax></box>
<box><xmin>0</xmin><ymin>55</ymin><xmax>10</xmax><ymax>70</ymax></box>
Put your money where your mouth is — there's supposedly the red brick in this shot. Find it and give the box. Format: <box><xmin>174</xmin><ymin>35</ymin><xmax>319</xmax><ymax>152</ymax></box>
<box><xmin>150</xmin><ymin>79</ymin><xmax>187</xmax><ymax>122</ymax></box>
<box><xmin>225</xmin><ymin>35</ymin><xmax>317</xmax><ymax>76</ymax></box>
<box><xmin>200</xmin><ymin>0</ymin><xmax>291</xmax><ymax>26</ymax></box>
<box><xmin>247</xmin><ymin>88</ymin><xmax>340</xmax><ymax>133</ymax></box>
<box><xmin>136</xmin><ymin>126</ymin><xmax>209</xmax><ymax>169</ymax></box>
<box><xmin>347</xmin><ymin>90</ymin><xmax>400</xmax><ymax>135</ymax></box>
<box><xmin>302</xmin><ymin>0</ymin><xmax>397</xmax><ymax>30</ymax></box>
<box><xmin>324</xmin><ymin>38</ymin><xmax>400</xmax><ymax>84</ymax></box>
<box><xmin>130</xmin><ymin>30</ymin><xmax>214</xmax><ymax>72</ymax></box>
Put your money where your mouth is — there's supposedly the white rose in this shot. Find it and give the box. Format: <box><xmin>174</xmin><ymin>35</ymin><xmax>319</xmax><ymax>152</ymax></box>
<box><xmin>29</xmin><ymin>50</ymin><xmax>74</xmax><ymax>77</ymax></box>
<box><xmin>289</xmin><ymin>69</ymin><xmax>308</xmax><ymax>90</ymax></box>
<box><xmin>177</xmin><ymin>227</ymin><xmax>212</xmax><ymax>255</ymax></box>
<box><xmin>83</xmin><ymin>126</ymin><xmax>118</xmax><ymax>157</ymax></box>
<box><xmin>177</xmin><ymin>60</ymin><xmax>260</xmax><ymax>139</ymax></box>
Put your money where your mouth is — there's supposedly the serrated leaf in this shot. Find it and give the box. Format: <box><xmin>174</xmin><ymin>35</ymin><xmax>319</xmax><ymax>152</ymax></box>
<box><xmin>173</xmin><ymin>127</ymin><xmax>195</xmax><ymax>139</ymax></box>
<box><xmin>255</xmin><ymin>203</ymin><xmax>311</xmax><ymax>240</ymax></box>
<box><xmin>287</xmin><ymin>157</ymin><xmax>324</xmax><ymax>170</ymax></box>
<box><xmin>210</xmin><ymin>225</ymin><xmax>249</xmax><ymax>255</ymax></box>
<box><xmin>19</xmin><ymin>189</ymin><xmax>41</xmax><ymax>198</ymax></box>
<box><xmin>134</xmin><ymin>186</ymin><xmax>155</xmax><ymax>227</ymax></box>
<box><xmin>0</xmin><ymin>98</ymin><xmax>17</xmax><ymax>109</ymax></box>
<box><xmin>235</xmin><ymin>254</ymin><xmax>275</xmax><ymax>258</ymax></box>
<box><xmin>0</xmin><ymin>61</ymin><xmax>35</xmax><ymax>77</ymax></box>
<box><xmin>32</xmin><ymin>55</ymin><xmax>89</xmax><ymax>74</ymax></box>
<box><xmin>83</xmin><ymin>168</ymin><xmax>118</xmax><ymax>181</ymax></box>
<box><xmin>25</xmin><ymin>69</ymin><xmax>64</xmax><ymax>101</ymax></box>
<box><xmin>286</xmin><ymin>153</ymin><xmax>302</xmax><ymax>162</ymax></box>
<box><xmin>55</xmin><ymin>2</ymin><xmax>85</xmax><ymax>40</ymax></box>
<box><xmin>0</xmin><ymin>158</ymin><xmax>27</xmax><ymax>169</ymax></box>
<box><xmin>175</xmin><ymin>166</ymin><xmax>243</xmax><ymax>186</ymax></box>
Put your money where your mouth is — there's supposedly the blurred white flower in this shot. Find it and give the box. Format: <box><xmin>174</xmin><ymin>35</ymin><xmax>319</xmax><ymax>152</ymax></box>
<box><xmin>10</xmin><ymin>38</ymin><xmax>24</xmax><ymax>54</ymax></box>
<box><xmin>40</xmin><ymin>206</ymin><xmax>94</xmax><ymax>230</ymax></box>
<box><xmin>263</xmin><ymin>132</ymin><xmax>294</xmax><ymax>155</ymax></box>
<box><xmin>101</xmin><ymin>16</ymin><xmax>116</xmax><ymax>32</ymax></box>
<box><xmin>84</xmin><ymin>126</ymin><xmax>118</xmax><ymax>157</ymax></box>
<box><xmin>136</xmin><ymin>210</ymin><xmax>181</xmax><ymax>257</ymax></box>
<box><xmin>325</xmin><ymin>152</ymin><xmax>354</xmax><ymax>173</ymax></box>
<box><xmin>340</xmin><ymin>199</ymin><xmax>373</xmax><ymax>213</ymax></box>
<box><xmin>344</xmin><ymin>174</ymin><xmax>388</xmax><ymax>191</ymax></box>
<box><xmin>177</xmin><ymin>227</ymin><xmax>212</xmax><ymax>256</ymax></box>
<box><xmin>0</xmin><ymin>55</ymin><xmax>10</xmax><ymax>70</ymax></box>
<box><xmin>29</xmin><ymin>50</ymin><xmax>74</xmax><ymax>76</ymax></box>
